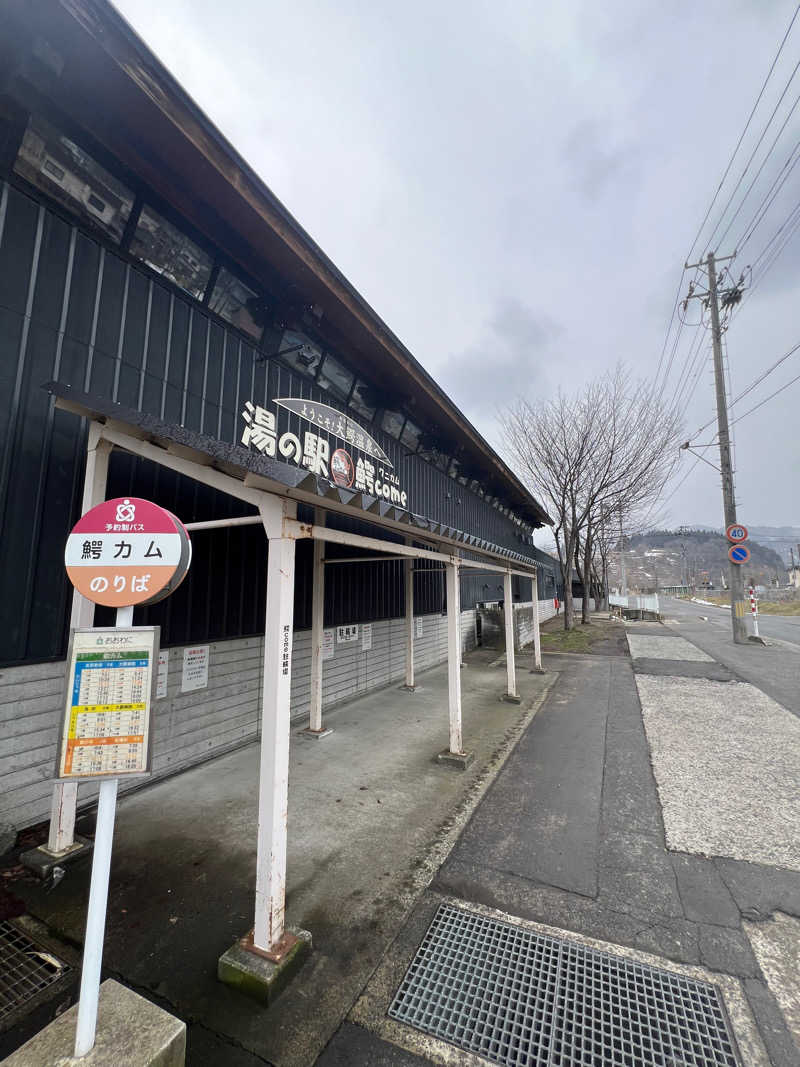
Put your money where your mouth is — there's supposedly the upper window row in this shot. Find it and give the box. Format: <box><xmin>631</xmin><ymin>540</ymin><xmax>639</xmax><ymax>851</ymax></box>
<box><xmin>14</xmin><ymin>115</ymin><xmax>263</xmax><ymax>341</ymax></box>
<box><xmin>13</xmin><ymin>117</ymin><xmax>526</xmax><ymax>524</ymax></box>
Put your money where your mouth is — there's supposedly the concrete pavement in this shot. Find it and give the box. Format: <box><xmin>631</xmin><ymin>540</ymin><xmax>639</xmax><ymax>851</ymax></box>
<box><xmin>3</xmin><ymin>651</ymin><xmax>554</xmax><ymax>1066</ymax></box>
<box><xmin>329</xmin><ymin>617</ymin><xmax>800</xmax><ymax>1065</ymax></box>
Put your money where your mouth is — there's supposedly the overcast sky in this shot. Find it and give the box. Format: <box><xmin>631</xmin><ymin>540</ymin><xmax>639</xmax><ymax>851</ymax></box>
<box><xmin>114</xmin><ymin>0</ymin><xmax>800</xmax><ymax>530</ymax></box>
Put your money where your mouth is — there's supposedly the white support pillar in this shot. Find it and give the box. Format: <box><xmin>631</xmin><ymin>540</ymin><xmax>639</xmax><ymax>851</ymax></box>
<box><xmin>304</xmin><ymin>509</ymin><xmax>330</xmax><ymax>737</ymax></box>
<box><xmin>403</xmin><ymin>539</ymin><xmax>415</xmax><ymax>690</ymax></box>
<box><xmin>47</xmin><ymin>426</ymin><xmax>112</xmax><ymax>855</ymax></box>
<box><xmin>253</xmin><ymin>497</ymin><xmax>297</xmax><ymax>953</ymax></box>
<box><xmin>503</xmin><ymin>571</ymin><xmax>519</xmax><ymax>702</ymax></box>
<box><xmin>531</xmin><ymin>568</ymin><xmax>544</xmax><ymax>672</ymax></box>
<box><xmin>445</xmin><ymin>560</ymin><xmax>464</xmax><ymax>754</ymax></box>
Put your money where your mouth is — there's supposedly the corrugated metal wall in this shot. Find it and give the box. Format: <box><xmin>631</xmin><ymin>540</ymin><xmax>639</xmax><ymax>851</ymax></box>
<box><xmin>0</xmin><ymin>179</ymin><xmax>552</xmax><ymax>669</ymax></box>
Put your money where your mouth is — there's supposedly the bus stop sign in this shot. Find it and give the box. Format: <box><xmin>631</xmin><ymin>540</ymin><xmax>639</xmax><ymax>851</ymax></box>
<box><xmin>65</xmin><ymin>497</ymin><xmax>191</xmax><ymax>608</ymax></box>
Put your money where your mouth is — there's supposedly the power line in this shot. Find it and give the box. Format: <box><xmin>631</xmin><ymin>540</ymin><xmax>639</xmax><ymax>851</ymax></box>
<box><xmin>729</xmin><ymin>366</ymin><xmax>800</xmax><ymax>426</ymax></box>
<box><xmin>684</xmin><ymin>3</ymin><xmax>800</xmax><ymax>263</ymax></box>
<box><xmin>714</xmin><ymin>83</ymin><xmax>800</xmax><ymax>250</ymax></box>
<box><xmin>734</xmin><ymin>138</ymin><xmax>800</xmax><ymax>252</ymax></box>
<box><xmin>691</xmin><ymin>337</ymin><xmax>800</xmax><ymax>438</ymax></box>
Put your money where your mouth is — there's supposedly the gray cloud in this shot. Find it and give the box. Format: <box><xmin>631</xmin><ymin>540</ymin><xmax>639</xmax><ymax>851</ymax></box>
<box><xmin>439</xmin><ymin>299</ymin><xmax>561</xmax><ymax>421</ymax></box>
<box><xmin>114</xmin><ymin>0</ymin><xmax>799</xmax><ymax>527</ymax></box>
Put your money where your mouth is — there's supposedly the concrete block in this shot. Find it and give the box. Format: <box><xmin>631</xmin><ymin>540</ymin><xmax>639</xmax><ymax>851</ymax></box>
<box><xmin>501</xmin><ymin>693</ymin><xmax>522</xmax><ymax>705</ymax></box>
<box><xmin>436</xmin><ymin>749</ymin><xmax>475</xmax><ymax>770</ymax></box>
<box><xmin>1</xmin><ymin>979</ymin><xmax>185</xmax><ymax>1066</ymax></box>
<box><xmin>20</xmin><ymin>836</ymin><xmax>93</xmax><ymax>879</ymax></box>
<box><xmin>218</xmin><ymin>928</ymin><xmax>312</xmax><ymax>1004</ymax></box>
<box><xmin>298</xmin><ymin>727</ymin><xmax>333</xmax><ymax>740</ymax></box>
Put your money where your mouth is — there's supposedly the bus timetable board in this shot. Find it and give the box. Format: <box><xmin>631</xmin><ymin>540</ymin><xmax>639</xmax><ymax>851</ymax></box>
<box><xmin>56</xmin><ymin>627</ymin><xmax>159</xmax><ymax>780</ymax></box>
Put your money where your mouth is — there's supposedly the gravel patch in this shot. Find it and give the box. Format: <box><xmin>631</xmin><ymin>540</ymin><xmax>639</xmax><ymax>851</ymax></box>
<box><xmin>627</xmin><ymin>634</ymin><xmax>713</xmax><ymax>661</ymax></box>
<box><xmin>636</xmin><ymin>675</ymin><xmax>800</xmax><ymax>871</ymax></box>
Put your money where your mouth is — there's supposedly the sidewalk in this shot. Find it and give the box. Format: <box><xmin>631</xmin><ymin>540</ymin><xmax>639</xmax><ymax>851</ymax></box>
<box><xmin>2</xmin><ymin>650</ymin><xmax>553</xmax><ymax>1066</ymax></box>
<box><xmin>328</xmin><ymin>620</ymin><xmax>800</xmax><ymax>1065</ymax></box>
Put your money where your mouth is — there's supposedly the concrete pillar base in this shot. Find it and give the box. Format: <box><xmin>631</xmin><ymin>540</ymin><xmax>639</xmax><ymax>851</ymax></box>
<box><xmin>1</xmin><ymin>979</ymin><xmax>185</xmax><ymax>1065</ymax></box>
<box><xmin>529</xmin><ymin>667</ymin><xmax>547</xmax><ymax>675</ymax></box>
<box><xmin>436</xmin><ymin>749</ymin><xmax>474</xmax><ymax>770</ymax></box>
<box><xmin>399</xmin><ymin>684</ymin><xmax>417</xmax><ymax>692</ymax></box>
<box><xmin>501</xmin><ymin>693</ymin><xmax>522</xmax><ymax>705</ymax></box>
<box><xmin>747</xmin><ymin>635</ymin><xmax>767</xmax><ymax>645</ymax></box>
<box><xmin>298</xmin><ymin>727</ymin><xmax>333</xmax><ymax>740</ymax></box>
<box><xmin>218</xmin><ymin>927</ymin><xmax>312</xmax><ymax>1004</ymax></box>
<box><xmin>20</xmin><ymin>835</ymin><xmax>93</xmax><ymax>879</ymax></box>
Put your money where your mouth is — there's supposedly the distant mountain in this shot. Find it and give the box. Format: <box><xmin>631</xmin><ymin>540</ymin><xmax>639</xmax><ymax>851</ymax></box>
<box><xmin>747</xmin><ymin>526</ymin><xmax>800</xmax><ymax>565</ymax></box>
<box><xmin>608</xmin><ymin>528</ymin><xmax>787</xmax><ymax>593</ymax></box>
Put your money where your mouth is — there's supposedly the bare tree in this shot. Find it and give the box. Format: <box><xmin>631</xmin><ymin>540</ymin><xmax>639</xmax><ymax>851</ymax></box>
<box><xmin>501</xmin><ymin>365</ymin><xmax>682</xmax><ymax>629</ymax></box>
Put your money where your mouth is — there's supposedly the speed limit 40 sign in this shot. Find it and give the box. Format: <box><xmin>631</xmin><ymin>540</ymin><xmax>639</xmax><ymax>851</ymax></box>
<box><xmin>726</xmin><ymin>524</ymin><xmax>748</xmax><ymax>543</ymax></box>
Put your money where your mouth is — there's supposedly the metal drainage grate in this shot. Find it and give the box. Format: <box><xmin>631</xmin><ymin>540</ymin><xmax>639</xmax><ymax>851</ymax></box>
<box><xmin>389</xmin><ymin>904</ymin><xmax>740</xmax><ymax>1066</ymax></box>
<box><xmin>0</xmin><ymin>920</ymin><xmax>71</xmax><ymax>1024</ymax></box>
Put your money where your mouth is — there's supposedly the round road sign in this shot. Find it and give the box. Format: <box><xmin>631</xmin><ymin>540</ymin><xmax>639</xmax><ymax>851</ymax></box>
<box><xmin>728</xmin><ymin>544</ymin><xmax>750</xmax><ymax>565</ymax></box>
<box><xmin>65</xmin><ymin>497</ymin><xmax>191</xmax><ymax>607</ymax></box>
<box><xmin>726</xmin><ymin>524</ymin><xmax>748</xmax><ymax>543</ymax></box>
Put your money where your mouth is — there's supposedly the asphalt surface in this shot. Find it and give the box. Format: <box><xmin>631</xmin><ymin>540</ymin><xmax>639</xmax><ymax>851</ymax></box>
<box><xmin>661</xmin><ymin>595</ymin><xmax>800</xmax><ymax>720</ymax></box>
<box><xmin>330</xmin><ymin>635</ymin><xmax>800</xmax><ymax>1066</ymax></box>
<box><xmin>669</xmin><ymin>594</ymin><xmax>800</xmax><ymax>647</ymax></box>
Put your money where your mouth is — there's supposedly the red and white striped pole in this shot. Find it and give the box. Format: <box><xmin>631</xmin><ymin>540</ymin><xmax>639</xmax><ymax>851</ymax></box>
<box><xmin>749</xmin><ymin>584</ymin><xmax>760</xmax><ymax>639</ymax></box>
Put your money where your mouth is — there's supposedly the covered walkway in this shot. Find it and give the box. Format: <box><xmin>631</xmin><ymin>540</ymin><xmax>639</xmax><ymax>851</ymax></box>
<box><xmin>14</xmin><ymin>652</ymin><xmax>554</xmax><ymax>1066</ymax></box>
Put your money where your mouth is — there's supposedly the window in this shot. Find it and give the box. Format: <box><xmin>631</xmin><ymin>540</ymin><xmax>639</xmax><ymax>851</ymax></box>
<box><xmin>277</xmin><ymin>330</ymin><xmax>322</xmax><ymax>377</ymax></box>
<box><xmin>381</xmin><ymin>409</ymin><xmax>405</xmax><ymax>440</ymax></box>
<box><xmin>43</xmin><ymin>158</ymin><xmax>65</xmax><ymax>182</ymax></box>
<box><xmin>350</xmin><ymin>380</ymin><xmax>377</xmax><ymax>420</ymax></box>
<box><xmin>317</xmin><ymin>353</ymin><xmax>354</xmax><ymax>401</ymax></box>
<box><xmin>400</xmin><ymin>418</ymin><xmax>422</xmax><ymax>452</ymax></box>
<box><xmin>130</xmin><ymin>205</ymin><xmax>212</xmax><ymax>300</ymax></box>
<box><xmin>208</xmin><ymin>267</ymin><xmax>266</xmax><ymax>341</ymax></box>
<box><xmin>14</xmin><ymin>114</ymin><xmax>134</xmax><ymax>242</ymax></box>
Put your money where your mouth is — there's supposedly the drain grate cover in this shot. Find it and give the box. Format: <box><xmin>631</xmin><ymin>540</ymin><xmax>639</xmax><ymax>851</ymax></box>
<box><xmin>389</xmin><ymin>904</ymin><xmax>740</xmax><ymax>1066</ymax></box>
<box><xmin>0</xmin><ymin>920</ymin><xmax>71</xmax><ymax>1024</ymax></box>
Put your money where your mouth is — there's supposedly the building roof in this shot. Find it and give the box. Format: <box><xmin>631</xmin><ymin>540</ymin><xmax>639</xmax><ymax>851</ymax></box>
<box><xmin>2</xmin><ymin>0</ymin><xmax>552</xmax><ymax>528</ymax></box>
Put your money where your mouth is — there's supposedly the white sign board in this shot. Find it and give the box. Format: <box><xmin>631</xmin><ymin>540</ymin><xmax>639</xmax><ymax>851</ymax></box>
<box><xmin>337</xmin><ymin>624</ymin><xmax>359</xmax><ymax>643</ymax></box>
<box><xmin>181</xmin><ymin>645</ymin><xmax>209</xmax><ymax>692</ymax></box>
<box><xmin>415</xmin><ymin>617</ymin><xmax>423</xmax><ymax>638</ymax></box>
<box><xmin>155</xmin><ymin>650</ymin><xmax>169</xmax><ymax>699</ymax></box>
<box><xmin>57</xmin><ymin>627</ymin><xmax>158</xmax><ymax>780</ymax></box>
<box><xmin>362</xmin><ymin>623</ymin><xmax>372</xmax><ymax>652</ymax></box>
<box><xmin>322</xmin><ymin>630</ymin><xmax>334</xmax><ymax>660</ymax></box>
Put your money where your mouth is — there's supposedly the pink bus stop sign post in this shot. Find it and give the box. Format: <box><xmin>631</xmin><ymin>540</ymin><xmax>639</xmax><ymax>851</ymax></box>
<box><xmin>63</xmin><ymin>498</ymin><xmax>191</xmax><ymax>1057</ymax></box>
<box><xmin>65</xmin><ymin>497</ymin><xmax>191</xmax><ymax>608</ymax></box>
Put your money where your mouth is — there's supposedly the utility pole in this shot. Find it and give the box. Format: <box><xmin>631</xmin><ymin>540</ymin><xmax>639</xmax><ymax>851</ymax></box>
<box><xmin>685</xmin><ymin>251</ymin><xmax>747</xmax><ymax>642</ymax></box>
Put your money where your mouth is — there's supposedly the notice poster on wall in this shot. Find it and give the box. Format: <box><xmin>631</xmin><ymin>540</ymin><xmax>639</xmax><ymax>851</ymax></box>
<box><xmin>156</xmin><ymin>650</ymin><xmax>169</xmax><ymax>699</ymax></box>
<box><xmin>181</xmin><ymin>645</ymin><xmax>209</xmax><ymax>692</ymax></box>
<box><xmin>362</xmin><ymin>623</ymin><xmax>372</xmax><ymax>652</ymax></box>
<box><xmin>415</xmin><ymin>617</ymin><xmax>424</xmax><ymax>638</ymax></box>
<box><xmin>322</xmin><ymin>630</ymin><xmax>334</xmax><ymax>660</ymax></box>
<box><xmin>337</xmin><ymin>624</ymin><xmax>359</xmax><ymax>643</ymax></box>
<box><xmin>57</xmin><ymin>627</ymin><xmax>158</xmax><ymax>780</ymax></box>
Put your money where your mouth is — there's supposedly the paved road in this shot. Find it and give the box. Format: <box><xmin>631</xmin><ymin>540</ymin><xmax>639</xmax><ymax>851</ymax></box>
<box><xmin>660</xmin><ymin>596</ymin><xmax>800</xmax><ymax>720</ymax></box>
<box><xmin>665</xmin><ymin>595</ymin><xmax>800</xmax><ymax>647</ymax></box>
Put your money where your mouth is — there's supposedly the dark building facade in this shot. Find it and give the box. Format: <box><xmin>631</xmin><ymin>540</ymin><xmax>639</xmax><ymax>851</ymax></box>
<box><xmin>0</xmin><ymin>0</ymin><xmax>563</xmax><ymax>835</ymax></box>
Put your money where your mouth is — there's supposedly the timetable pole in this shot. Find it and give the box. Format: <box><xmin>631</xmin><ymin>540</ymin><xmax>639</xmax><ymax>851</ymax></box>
<box><xmin>74</xmin><ymin>602</ymin><xmax>130</xmax><ymax>1058</ymax></box>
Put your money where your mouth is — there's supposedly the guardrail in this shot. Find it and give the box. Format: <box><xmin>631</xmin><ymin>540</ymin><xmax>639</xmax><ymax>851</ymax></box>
<box><xmin>609</xmin><ymin>594</ymin><xmax>660</xmax><ymax>614</ymax></box>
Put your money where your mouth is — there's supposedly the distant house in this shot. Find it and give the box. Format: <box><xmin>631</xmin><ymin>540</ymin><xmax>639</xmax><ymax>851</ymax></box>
<box><xmin>789</xmin><ymin>566</ymin><xmax>800</xmax><ymax>589</ymax></box>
